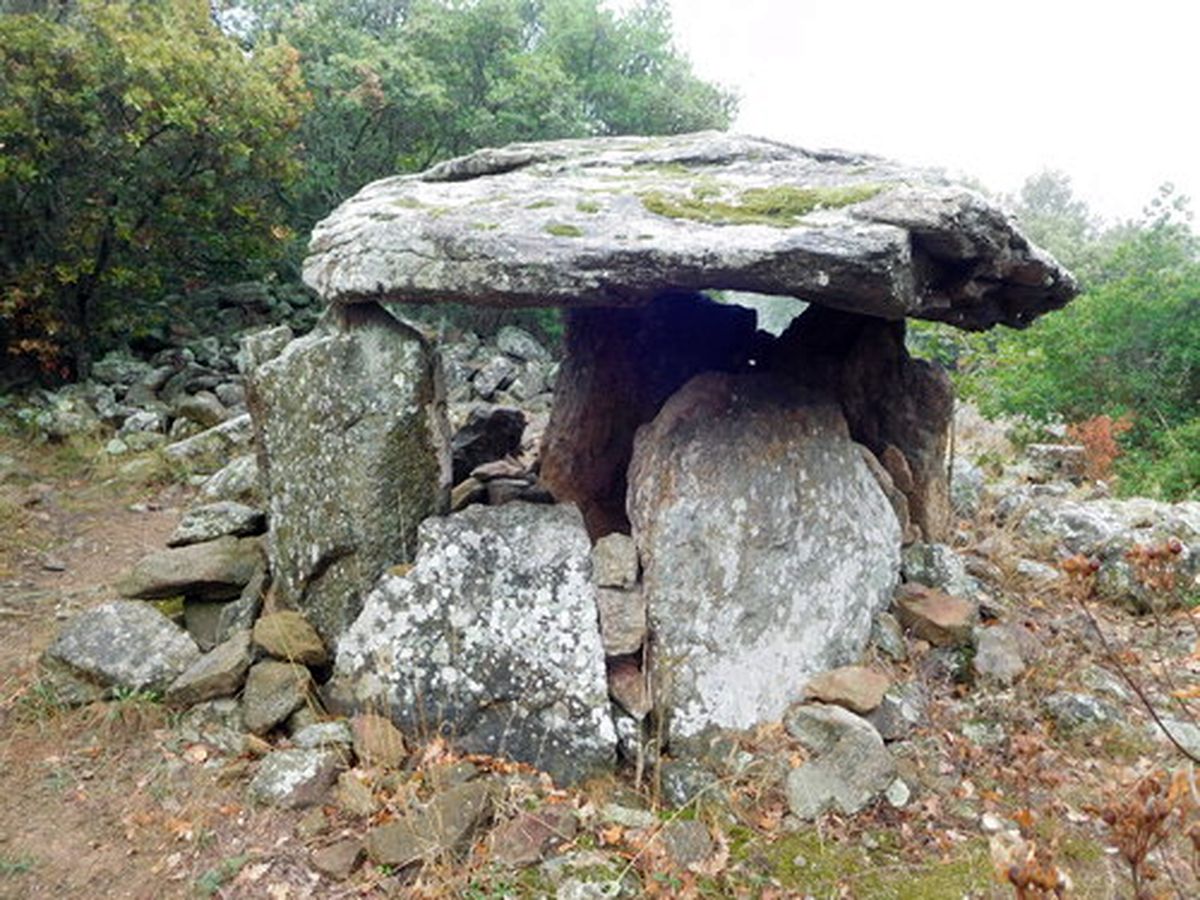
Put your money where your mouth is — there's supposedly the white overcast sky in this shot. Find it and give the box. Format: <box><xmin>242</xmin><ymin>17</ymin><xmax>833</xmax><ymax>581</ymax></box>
<box><xmin>660</xmin><ymin>0</ymin><xmax>1198</xmax><ymax>225</ymax></box>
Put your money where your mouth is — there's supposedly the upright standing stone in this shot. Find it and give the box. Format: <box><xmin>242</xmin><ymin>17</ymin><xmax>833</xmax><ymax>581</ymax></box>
<box><xmin>769</xmin><ymin>307</ymin><xmax>954</xmax><ymax>541</ymax></box>
<box><xmin>628</xmin><ymin>373</ymin><xmax>900</xmax><ymax>740</ymax></box>
<box><xmin>247</xmin><ymin>304</ymin><xmax>450</xmax><ymax>644</ymax></box>
<box><xmin>540</xmin><ymin>293</ymin><xmax>756</xmax><ymax>537</ymax></box>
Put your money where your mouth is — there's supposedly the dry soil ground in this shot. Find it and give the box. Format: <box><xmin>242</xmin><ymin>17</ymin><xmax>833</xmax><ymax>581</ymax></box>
<box><xmin>2</xmin><ymin>432</ymin><xmax>1200</xmax><ymax>899</ymax></box>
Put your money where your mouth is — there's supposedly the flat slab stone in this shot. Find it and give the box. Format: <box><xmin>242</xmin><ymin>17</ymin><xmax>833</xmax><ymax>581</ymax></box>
<box><xmin>116</xmin><ymin>536</ymin><xmax>262</xmax><ymax>601</ymax></box>
<box><xmin>304</xmin><ymin>132</ymin><xmax>1076</xmax><ymax>331</ymax></box>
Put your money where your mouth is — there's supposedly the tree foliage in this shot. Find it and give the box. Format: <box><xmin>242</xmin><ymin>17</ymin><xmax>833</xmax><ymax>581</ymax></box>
<box><xmin>2</xmin><ymin>0</ymin><xmax>735</xmax><ymax>375</ymax></box>
<box><xmin>0</xmin><ymin>0</ymin><xmax>307</xmax><ymax>376</ymax></box>
<box><xmin>240</xmin><ymin>0</ymin><xmax>737</xmax><ymax>236</ymax></box>
<box><xmin>959</xmin><ymin>184</ymin><xmax>1200</xmax><ymax>499</ymax></box>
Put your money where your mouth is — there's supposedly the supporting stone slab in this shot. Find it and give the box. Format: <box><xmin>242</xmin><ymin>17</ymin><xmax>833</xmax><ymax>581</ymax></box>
<box><xmin>539</xmin><ymin>293</ymin><xmax>757</xmax><ymax>537</ymax></box>
<box><xmin>247</xmin><ymin>304</ymin><xmax>450</xmax><ymax>645</ymax></box>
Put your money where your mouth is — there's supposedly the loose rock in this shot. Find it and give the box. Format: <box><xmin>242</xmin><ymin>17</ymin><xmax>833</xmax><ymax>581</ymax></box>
<box><xmin>43</xmin><ymin>601</ymin><xmax>201</xmax><ymax>700</ymax></box>
<box><xmin>165</xmin><ymin>630</ymin><xmax>253</xmax><ymax>706</ymax></box>
<box><xmin>248</xmin><ymin>748</ymin><xmax>345</xmax><ymax>809</ymax></box>
<box><xmin>243</xmin><ymin>660</ymin><xmax>313</xmax><ymax>735</ymax></box>
<box><xmin>253</xmin><ymin>611</ymin><xmax>328</xmax><ymax>666</ymax></box>
<box><xmin>167</xmin><ymin>502</ymin><xmax>265</xmax><ymax>547</ymax></box>
<box><xmin>116</xmin><ymin>536</ymin><xmax>262</xmax><ymax>601</ymax></box>
<box><xmin>894</xmin><ymin>584</ymin><xmax>978</xmax><ymax>647</ymax></box>
<box><xmin>804</xmin><ymin>666</ymin><xmax>891</xmax><ymax>715</ymax></box>
<box><xmin>784</xmin><ymin>704</ymin><xmax>896</xmax><ymax>818</ymax></box>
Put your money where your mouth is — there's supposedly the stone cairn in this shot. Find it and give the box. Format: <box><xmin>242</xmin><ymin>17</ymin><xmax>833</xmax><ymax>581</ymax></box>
<box><xmin>42</xmin><ymin>133</ymin><xmax>1080</xmax><ymax>831</ymax></box>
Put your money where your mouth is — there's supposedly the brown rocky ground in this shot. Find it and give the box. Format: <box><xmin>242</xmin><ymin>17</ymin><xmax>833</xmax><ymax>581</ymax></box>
<box><xmin>1</xmin><ymin>430</ymin><xmax>1199</xmax><ymax>899</ymax></box>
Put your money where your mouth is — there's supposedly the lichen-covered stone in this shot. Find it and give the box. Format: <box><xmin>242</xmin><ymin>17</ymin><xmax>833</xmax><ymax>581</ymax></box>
<box><xmin>628</xmin><ymin>373</ymin><xmax>900</xmax><ymax>738</ymax></box>
<box><xmin>901</xmin><ymin>542</ymin><xmax>975</xmax><ymax>597</ymax></box>
<box><xmin>198</xmin><ymin>454</ymin><xmax>261</xmax><ymax>504</ymax></box>
<box><xmin>595</xmin><ymin>588</ymin><xmax>648</xmax><ymax>657</ymax></box>
<box><xmin>43</xmin><ymin>601</ymin><xmax>200</xmax><ymax>699</ymax></box>
<box><xmin>163</xmin><ymin>413</ymin><xmax>254</xmax><ymax>468</ymax></box>
<box><xmin>248</xmin><ymin>748</ymin><xmax>345</xmax><ymax>809</ymax></box>
<box><xmin>326</xmin><ymin>502</ymin><xmax>615</xmax><ymax>785</ymax></box>
<box><xmin>784</xmin><ymin>703</ymin><xmax>896</xmax><ymax>818</ymax></box>
<box><xmin>591</xmin><ymin>534</ymin><xmax>639</xmax><ymax>589</ymax></box>
<box><xmin>247</xmin><ymin>304</ymin><xmax>450</xmax><ymax>644</ymax></box>
<box><xmin>167</xmin><ymin>501</ymin><xmax>265</xmax><ymax>547</ymax></box>
<box><xmin>304</xmin><ymin>132</ymin><xmax>1075</xmax><ymax>331</ymax></box>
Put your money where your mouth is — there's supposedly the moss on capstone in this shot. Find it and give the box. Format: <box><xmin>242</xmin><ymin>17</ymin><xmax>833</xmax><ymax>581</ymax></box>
<box><xmin>640</xmin><ymin>182</ymin><xmax>886</xmax><ymax>227</ymax></box>
<box><xmin>575</xmin><ymin>200</ymin><xmax>601</xmax><ymax>213</ymax></box>
<box><xmin>526</xmin><ymin>198</ymin><xmax>556</xmax><ymax>209</ymax></box>
<box><xmin>544</xmin><ymin>223</ymin><xmax>584</xmax><ymax>238</ymax></box>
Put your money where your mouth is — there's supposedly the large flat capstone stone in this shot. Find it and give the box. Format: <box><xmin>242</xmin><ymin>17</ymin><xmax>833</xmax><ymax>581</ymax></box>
<box><xmin>325</xmin><ymin>502</ymin><xmax>615</xmax><ymax>785</ymax></box>
<box><xmin>304</xmin><ymin>132</ymin><xmax>1075</xmax><ymax>331</ymax></box>
<box><xmin>247</xmin><ymin>304</ymin><xmax>450</xmax><ymax>645</ymax></box>
<box><xmin>628</xmin><ymin>372</ymin><xmax>901</xmax><ymax>739</ymax></box>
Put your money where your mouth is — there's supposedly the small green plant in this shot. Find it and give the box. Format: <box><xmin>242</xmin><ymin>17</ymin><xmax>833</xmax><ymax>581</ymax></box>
<box><xmin>0</xmin><ymin>855</ymin><xmax>36</xmax><ymax>877</ymax></box>
<box><xmin>575</xmin><ymin>200</ymin><xmax>601</xmax><ymax>213</ymax></box>
<box><xmin>194</xmin><ymin>854</ymin><xmax>251</xmax><ymax>897</ymax></box>
<box><xmin>544</xmin><ymin>223</ymin><xmax>584</xmax><ymax>238</ymax></box>
<box><xmin>13</xmin><ymin>678</ymin><xmax>71</xmax><ymax>723</ymax></box>
<box><xmin>526</xmin><ymin>198</ymin><xmax>556</xmax><ymax>209</ymax></box>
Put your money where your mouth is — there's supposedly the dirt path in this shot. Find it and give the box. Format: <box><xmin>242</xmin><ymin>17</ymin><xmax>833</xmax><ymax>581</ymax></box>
<box><xmin>0</xmin><ymin>441</ymin><xmax>319</xmax><ymax>900</ymax></box>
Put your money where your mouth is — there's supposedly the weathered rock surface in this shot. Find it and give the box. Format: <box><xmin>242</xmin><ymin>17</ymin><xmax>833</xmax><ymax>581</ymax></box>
<box><xmin>248</xmin><ymin>748</ymin><xmax>345</xmax><ymax>809</ymax></box>
<box><xmin>165</xmin><ymin>629</ymin><xmax>253</xmax><ymax>706</ymax></box>
<box><xmin>771</xmin><ymin>308</ymin><xmax>954</xmax><ymax>540</ymax></box>
<box><xmin>1043</xmin><ymin>691</ymin><xmax>1124</xmax><ymax>730</ymax></box>
<box><xmin>540</xmin><ymin>294</ymin><xmax>756</xmax><ymax>536</ymax></box>
<box><xmin>490</xmin><ymin>805</ymin><xmax>578</xmax><ymax>866</ymax></box>
<box><xmin>243</xmin><ymin>661</ymin><xmax>313</xmax><ymax>735</ymax></box>
<box><xmin>116</xmin><ymin>536</ymin><xmax>262</xmax><ymax>601</ymax></box>
<box><xmin>326</xmin><ymin>502</ymin><xmax>615</xmax><ymax>784</ymax></box>
<box><xmin>163</xmin><ymin>412</ymin><xmax>254</xmax><ymax>467</ymax></box>
<box><xmin>247</xmin><ymin>304</ymin><xmax>450</xmax><ymax>644</ymax></box>
<box><xmin>43</xmin><ymin>601</ymin><xmax>201</xmax><ymax>700</ymax></box>
<box><xmin>350</xmin><ymin>713</ymin><xmax>407</xmax><ymax>768</ymax></box>
<box><xmin>594</xmin><ymin>588</ymin><xmax>648</xmax><ymax>657</ymax></box>
<box><xmin>167</xmin><ymin>502</ymin><xmax>265</xmax><ymax>547</ymax></box>
<box><xmin>311</xmin><ymin>839</ymin><xmax>364</xmax><ymax>880</ymax></box>
<box><xmin>253</xmin><ymin>611</ymin><xmax>328</xmax><ymax>666</ymax></box>
<box><xmin>973</xmin><ymin>624</ymin><xmax>1035</xmax><ymax>686</ymax></box>
<box><xmin>784</xmin><ymin>703</ymin><xmax>897</xmax><ymax>818</ymax></box>
<box><xmin>366</xmin><ymin>780</ymin><xmax>493</xmax><ymax>866</ymax></box>
<box><xmin>804</xmin><ymin>666</ymin><xmax>891</xmax><ymax>715</ymax></box>
<box><xmin>198</xmin><ymin>454</ymin><xmax>260</xmax><ymax>504</ymax></box>
<box><xmin>901</xmin><ymin>542</ymin><xmax>975</xmax><ymax>597</ymax></box>
<box><xmin>628</xmin><ymin>372</ymin><xmax>900</xmax><ymax>737</ymax></box>
<box><xmin>304</xmin><ymin>132</ymin><xmax>1075</xmax><ymax>331</ymax></box>
<box><xmin>591</xmin><ymin>533</ymin><xmax>639</xmax><ymax>589</ymax></box>
<box><xmin>894</xmin><ymin>584</ymin><xmax>978</xmax><ymax>647</ymax></box>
